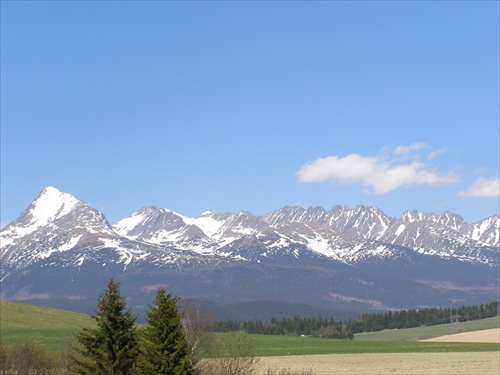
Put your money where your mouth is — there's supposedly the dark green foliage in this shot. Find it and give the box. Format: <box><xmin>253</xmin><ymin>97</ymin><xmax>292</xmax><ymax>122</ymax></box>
<box><xmin>349</xmin><ymin>301</ymin><xmax>499</xmax><ymax>333</ymax></box>
<box><xmin>72</xmin><ymin>277</ymin><xmax>140</xmax><ymax>375</ymax></box>
<box><xmin>139</xmin><ymin>287</ymin><xmax>193</xmax><ymax>375</ymax></box>
<box><xmin>214</xmin><ymin>316</ymin><xmax>353</xmax><ymax>338</ymax></box>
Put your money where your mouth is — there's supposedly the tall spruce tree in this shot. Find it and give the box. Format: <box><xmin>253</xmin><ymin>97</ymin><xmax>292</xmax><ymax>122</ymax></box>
<box><xmin>139</xmin><ymin>288</ymin><xmax>193</xmax><ymax>375</ymax></box>
<box><xmin>72</xmin><ymin>277</ymin><xmax>140</xmax><ymax>375</ymax></box>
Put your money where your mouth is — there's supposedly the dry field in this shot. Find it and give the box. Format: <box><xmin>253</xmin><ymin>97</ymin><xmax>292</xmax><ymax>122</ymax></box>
<box><xmin>255</xmin><ymin>352</ymin><xmax>499</xmax><ymax>375</ymax></box>
<box><xmin>420</xmin><ymin>328</ymin><xmax>500</xmax><ymax>343</ymax></box>
<box><xmin>255</xmin><ymin>329</ymin><xmax>500</xmax><ymax>375</ymax></box>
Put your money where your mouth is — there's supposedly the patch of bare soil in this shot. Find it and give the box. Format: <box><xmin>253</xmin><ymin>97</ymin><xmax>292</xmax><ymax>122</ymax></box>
<box><xmin>255</xmin><ymin>352</ymin><xmax>500</xmax><ymax>375</ymax></box>
<box><xmin>420</xmin><ymin>328</ymin><xmax>500</xmax><ymax>343</ymax></box>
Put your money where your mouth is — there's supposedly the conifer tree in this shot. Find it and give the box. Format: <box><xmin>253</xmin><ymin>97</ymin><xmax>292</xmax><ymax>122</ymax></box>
<box><xmin>139</xmin><ymin>287</ymin><xmax>193</xmax><ymax>375</ymax></box>
<box><xmin>72</xmin><ymin>277</ymin><xmax>140</xmax><ymax>375</ymax></box>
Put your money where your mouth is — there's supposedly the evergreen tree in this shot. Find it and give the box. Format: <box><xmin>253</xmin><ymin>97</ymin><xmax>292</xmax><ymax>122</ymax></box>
<box><xmin>72</xmin><ymin>277</ymin><xmax>140</xmax><ymax>375</ymax></box>
<box><xmin>139</xmin><ymin>287</ymin><xmax>193</xmax><ymax>375</ymax></box>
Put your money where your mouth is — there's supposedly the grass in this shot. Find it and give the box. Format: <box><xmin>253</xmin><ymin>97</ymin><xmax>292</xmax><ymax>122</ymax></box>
<box><xmin>1</xmin><ymin>300</ymin><xmax>499</xmax><ymax>355</ymax></box>
<box><xmin>248</xmin><ymin>334</ymin><xmax>499</xmax><ymax>357</ymax></box>
<box><xmin>0</xmin><ymin>300</ymin><xmax>94</xmax><ymax>352</ymax></box>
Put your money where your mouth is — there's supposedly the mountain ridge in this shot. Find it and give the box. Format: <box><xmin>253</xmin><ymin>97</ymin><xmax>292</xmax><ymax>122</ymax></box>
<box><xmin>1</xmin><ymin>186</ymin><xmax>498</xmax><ymax>319</ymax></box>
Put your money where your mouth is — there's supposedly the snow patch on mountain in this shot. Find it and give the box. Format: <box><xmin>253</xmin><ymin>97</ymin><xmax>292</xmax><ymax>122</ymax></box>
<box><xmin>182</xmin><ymin>212</ymin><xmax>226</xmax><ymax>238</ymax></box>
<box><xmin>113</xmin><ymin>212</ymin><xmax>146</xmax><ymax>238</ymax></box>
<box><xmin>58</xmin><ymin>235</ymin><xmax>83</xmax><ymax>251</ymax></box>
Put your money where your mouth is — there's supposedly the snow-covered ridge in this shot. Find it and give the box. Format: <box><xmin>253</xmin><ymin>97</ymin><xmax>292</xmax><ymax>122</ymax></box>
<box><xmin>1</xmin><ymin>187</ymin><xmax>498</xmax><ymax>271</ymax></box>
<box><xmin>1</xmin><ymin>187</ymin><xmax>498</xmax><ymax>318</ymax></box>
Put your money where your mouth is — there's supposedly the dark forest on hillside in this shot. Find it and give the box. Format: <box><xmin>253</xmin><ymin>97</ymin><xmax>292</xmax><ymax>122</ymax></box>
<box><xmin>214</xmin><ymin>301</ymin><xmax>499</xmax><ymax>337</ymax></box>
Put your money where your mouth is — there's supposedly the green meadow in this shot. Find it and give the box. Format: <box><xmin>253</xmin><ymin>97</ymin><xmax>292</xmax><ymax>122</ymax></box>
<box><xmin>1</xmin><ymin>300</ymin><xmax>498</xmax><ymax>355</ymax></box>
<box><xmin>0</xmin><ymin>300</ymin><xmax>94</xmax><ymax>352</ymax></box>
<box><xmin>249</xmin><ymin>333</ymin><xmax>499</xmax><ymax>357</ymax></box>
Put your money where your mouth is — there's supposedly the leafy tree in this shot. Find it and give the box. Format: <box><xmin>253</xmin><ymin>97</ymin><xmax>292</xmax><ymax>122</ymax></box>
<box><xmin>139</xmin><ymin>287</ymin><xmax>194</xmax><ymax>375</ymax></box>
<box><xmin>72</xmin><ymin>277</ymin><xmax>140</xmax><ymax>375</ymax></box>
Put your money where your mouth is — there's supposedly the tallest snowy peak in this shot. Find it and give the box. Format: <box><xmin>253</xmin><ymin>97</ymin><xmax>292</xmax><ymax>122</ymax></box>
<box><xmin>27</xmin><ymin>186</ymin><xmax>80</xmax><ymax>228</ymax></box>
<box><xmin>0</xmin><ymin>187</ymin><xmax>82</xmax><ymax>245</ymax></box>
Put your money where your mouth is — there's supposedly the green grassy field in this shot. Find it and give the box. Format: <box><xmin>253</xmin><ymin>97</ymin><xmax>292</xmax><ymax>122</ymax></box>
<box><xmin>1</xmin><ymin>300</ymin><xmax>499</xmax><ymax>355</ymax></box>
<box><xmin>0</xmin><ymin>300</ymin><xmax>94</xmax><ymax>351</ymax></box>
<box><xmin>249</xmin><ymin>334</ymin><xmax>499</xmax><ymax>356</ymax></box>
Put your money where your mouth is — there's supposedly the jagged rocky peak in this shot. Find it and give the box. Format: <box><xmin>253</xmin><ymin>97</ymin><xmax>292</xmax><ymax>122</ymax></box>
<box><xmin>400</xmin><ymin>210</ymin><xmax>470</xmax><ymax>232</ymax></box>
<box><xmin>262</xmin><ymin>205</ymin><xmax>327</xmax><ymax>226</ymax></box>
<box><xmin>214</xmin><ymin>210</ymin><xmax>261</xmax><ymax>238</ymax></box>
<box><xmin>196</xmin><ymin>210</ymin><xmax>232</xmax><ymax>221</ymax></box>
<box><xmin>437</xmin><ymin>211</ymin><xmax>466</xmax><ymax>231</ymax></box>
<box><xmin>229</xmin><ymin>211</ymin><xmax>259</xmax><ymax>225</ymax></box>
<box><xmin>350</xmin><ymin>205</ymin><xmax>392</xmax><ymax>222</ymax></box>
<box><xmin>400</xmin><ymin>210</ymin><xmax>439</xmax><ymax>223</ymax></box>
<box><xmin>470</xmin><ymin>214</ymin><xmax>500</xmax><ymax>247</ymax></box>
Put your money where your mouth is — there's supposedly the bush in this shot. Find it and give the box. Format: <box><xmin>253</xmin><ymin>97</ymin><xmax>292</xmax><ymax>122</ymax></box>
<box><xmin>0</xmin><ymin>340</ymin><xmax>60</xmax><ymax>374</ymax></box>
<box><xmin>200</xmin><ymin>332</ymin><xmax>259</xmax><ymax>375</ymax></box>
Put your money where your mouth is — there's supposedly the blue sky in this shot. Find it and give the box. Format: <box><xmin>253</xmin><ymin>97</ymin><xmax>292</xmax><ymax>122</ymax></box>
<box><xmin>1</xmin><ymin>1</ymin><xmax>499</xmax><ymax>227</ymax></box>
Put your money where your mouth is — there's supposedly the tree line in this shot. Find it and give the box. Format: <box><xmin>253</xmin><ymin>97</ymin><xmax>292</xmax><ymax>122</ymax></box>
<box><xmin>214</xmin><ymin>316</ymin><xmax>354</xmax><ymax>339</ymax></box>
<box><xmin>214</xmin><ymin>301</ymin><xmax>499</xmax><ymax>336</ymax></box>
<box><xmin>349</xmin><ymin>301</ymin><xmax>499</xmax><ymax>333</ymax></box>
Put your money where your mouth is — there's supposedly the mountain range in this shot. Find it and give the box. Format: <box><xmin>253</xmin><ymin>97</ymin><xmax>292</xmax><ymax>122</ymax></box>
<box><xmin>1</xmin><ymin>187</ymin><xmax>498</xmax><ymax>320</ymax></box>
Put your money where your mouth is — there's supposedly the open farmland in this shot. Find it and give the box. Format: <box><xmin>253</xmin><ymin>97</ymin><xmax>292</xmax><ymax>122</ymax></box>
<box><xmin>421</xmin><ymin>328</ymin><xmax>500</xmax><ymax>343</ymax></box>
<box><xmin>1</xmin><ymin>300</ymin><xmax>499</xmax><ymax>374</ymax></box>
<box><xmin>255</xmin><ymin>352</ymin><xmax>500</xmax><ymax>375</ymax></box>
<box><xmin>354</xmin><ymin>316</ymin><xmax>500</xmax><ymax>341</ymax></box>
<box><xmin>255</xmin><ymin>320</ymin><xmax>500</xmax><ymax>374</ymax></box>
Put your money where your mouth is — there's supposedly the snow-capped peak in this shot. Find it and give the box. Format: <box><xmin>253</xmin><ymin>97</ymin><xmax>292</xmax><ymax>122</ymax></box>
<box><xmin>9</xmin><ymin>187</ymin><xmax>80</xmax><ymax>236</ymax></box>
<box><xmin>32</xmin><ymin>186</ymin><xmax>79</xmax><ymax>219</ymax></box>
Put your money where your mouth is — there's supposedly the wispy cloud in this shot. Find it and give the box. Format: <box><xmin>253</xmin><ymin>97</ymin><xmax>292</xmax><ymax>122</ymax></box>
<box><xmin>296</xmin><ymin>145</ymin><xmax>458</xmax><ymax>194</ymax></box>
<box><xmin>394</xmin><ymin>143</ymin><xmax>427</xmax><ymax>156</ymax></box>
<box><xmin>458</xmin><ymin>177</ymin><xmax>500</xmax><ymax>198</ymax></box>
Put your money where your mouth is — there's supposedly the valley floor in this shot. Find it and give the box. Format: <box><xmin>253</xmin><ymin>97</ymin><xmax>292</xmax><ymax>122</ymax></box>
<box><xmin>255</xmin><ymin>352</ymin><xmax>500</xmax><ymax>375</ymax></box>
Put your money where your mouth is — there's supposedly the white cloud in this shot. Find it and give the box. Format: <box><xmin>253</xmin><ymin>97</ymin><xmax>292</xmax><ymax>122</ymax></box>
<box><xmin>296</xmin><ymin>146</ymin><xmax>458</xmax><ymax>194</ymax></box>
<box><xmin>458</xmin><ymin>177</ymin><xmax>500</xmax><ymax>198</ymax></box>
<box><xmin>394</xmin><ymin>143</ymin><xmax>427</xmax><ymax>156</ymax></box>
